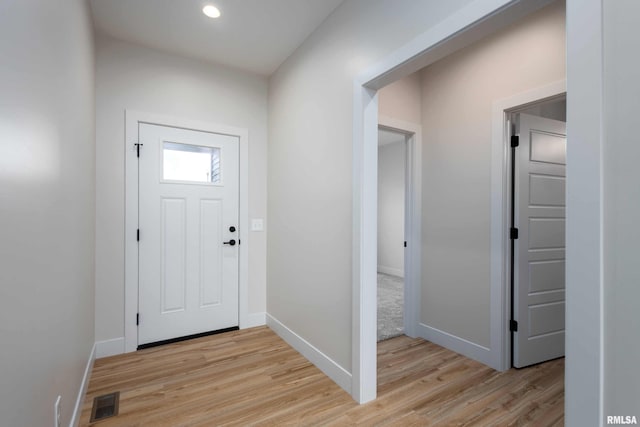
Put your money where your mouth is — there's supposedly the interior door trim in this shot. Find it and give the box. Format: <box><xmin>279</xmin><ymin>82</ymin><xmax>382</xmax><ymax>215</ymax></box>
<box><xmin>124</xmin><ymin>110</ymin><xmax>250</xmax><ymax>353</ymax></box>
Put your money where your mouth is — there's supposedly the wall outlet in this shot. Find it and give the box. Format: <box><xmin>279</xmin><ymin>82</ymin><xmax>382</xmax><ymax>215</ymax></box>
<box><xmin>54</xmin><ymin>395</ymin><xmax>61</xmax><ymax>427</ymax></box>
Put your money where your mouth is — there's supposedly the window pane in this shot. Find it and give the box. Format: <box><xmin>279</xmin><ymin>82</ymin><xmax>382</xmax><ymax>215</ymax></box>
<box><xmin>163</xmin><ymin>142</ymin><xmax>220</xmax><ymax>183</ymax></box>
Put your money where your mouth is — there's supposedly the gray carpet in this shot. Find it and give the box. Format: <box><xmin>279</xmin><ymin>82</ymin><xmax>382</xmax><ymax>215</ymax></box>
<box><xmin>377</xmin><ymin>273</ymin><xmax>404</xmax><ymax>341</ymax></box>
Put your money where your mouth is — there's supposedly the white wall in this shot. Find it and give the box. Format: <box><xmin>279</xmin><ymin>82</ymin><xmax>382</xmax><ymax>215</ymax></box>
<box><xmin>0</xmin><ymin>0</ymin><xmax>95</xmax><ymax>426</ymax></box>
<box><xmin>95</xmin><ymin>36</ymin><xmax>268</xmax><ymax>345</ymax></box>
<box><xmin>379</xmin><ymin>73</ymin><xmax>423</xmax><ymax>124</ymax></box>
<box><xmin>418</xmin><ymin>1</ymin><xmax>565</xmax><ymax>348</ymax></box>
<box><xmin>268</xmin><ymin>0</ymin><xmax>474</xmax><ymax>375</ymax></box>
<box><xmin>377</xmin><ymin>139</ymin><xmax>405</xmax><ymax>277</ymax></box>
<box><xmin>603</xmin><ymin>0</ymin><xmax>640</xmax><ymax>419</ymax></box>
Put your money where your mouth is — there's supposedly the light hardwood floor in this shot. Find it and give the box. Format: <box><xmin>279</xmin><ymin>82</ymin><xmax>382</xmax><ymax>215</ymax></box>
<box><xmin>80</xmin><ymin>327</ymin><xmax>564</xmax><ymax>426</ymax></box>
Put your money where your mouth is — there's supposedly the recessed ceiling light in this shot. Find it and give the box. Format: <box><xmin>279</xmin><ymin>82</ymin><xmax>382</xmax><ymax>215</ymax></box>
<box><xmin>202</xmin><ymin>5</ymin><xmax>221</xmax><ymax>19</ymax></box>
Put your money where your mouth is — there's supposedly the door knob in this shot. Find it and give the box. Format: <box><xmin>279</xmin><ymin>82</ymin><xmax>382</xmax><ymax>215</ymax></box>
<box><xmin>223</xmin><ymin>239</ymin><xmax>236</xmax><ymax>246</ymax></box>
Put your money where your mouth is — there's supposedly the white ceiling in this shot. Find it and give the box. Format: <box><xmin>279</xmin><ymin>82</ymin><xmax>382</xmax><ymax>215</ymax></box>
<box><xmin>89</xmin><ymin>0</ymin><xmax>345</xmax><ymax>76</ymax></box>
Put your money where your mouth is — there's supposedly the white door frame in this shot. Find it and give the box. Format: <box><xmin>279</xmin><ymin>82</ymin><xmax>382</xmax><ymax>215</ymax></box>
<box><xmin>351</xmin><ymin>0</ymin><xmax>566</xmax><ymax>404</ymax></box>
<box><xmin>491</xmin><ymin>81</ymin><xmax>567</xmax><ymax>370</ymax></box>
<box><xmin>124</xmin><ymin>110</ymin><xmax>250</xmax><ymax>353</ymax></box>
<box><xmin>378</xmin><ymin>116</ymin><xmax>422</xmax><ymax>339</ymax></box>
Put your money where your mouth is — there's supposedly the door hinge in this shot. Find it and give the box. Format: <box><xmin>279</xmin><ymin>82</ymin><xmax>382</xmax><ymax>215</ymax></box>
<box><xmin>510</xmin><ymin>319</ymin><xmax>518</xmax><ymax>332</ymax></box>
<box><xmin>510</xmin><ymin>135</ymin><xmax>520</xmax><ymax>148</ymax></box>
<box><xmin>134</xmin><ymin>143</ymin><xmax>144</xmax><ymax>158</ymax></box>
<box><xmin>510</xmin><ymin>227</ymin><xmax>519</xmax><ymax>240</ymax></box>
<box><xmin>136</xmin><ymin>313</ymin><xmax>140</xmax><ymax>326</ymax></box>
<box><xmin>137</xmin><ymin>229</ymin><xmax>140</xmax><ymax>241</ymax></box>
<box><xmin>404</xmin><ymin>241</ymin><xmax>407</xmax><ymax>248</ymax></box>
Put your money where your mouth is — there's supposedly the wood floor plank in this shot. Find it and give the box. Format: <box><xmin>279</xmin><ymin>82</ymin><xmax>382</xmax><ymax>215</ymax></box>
<box><xmin>80</xmin><ymin>327</ymin><xmax>563</xmax><ymax>426</ymax></box>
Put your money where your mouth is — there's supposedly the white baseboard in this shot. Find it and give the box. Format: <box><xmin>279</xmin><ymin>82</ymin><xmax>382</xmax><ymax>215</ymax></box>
<box><xmin>243</xmin><ymin>312</ymin><xmax>266</xmax><ymax>329</ymax></box>
<box><xmin>70</xmin><ymin>343</ymin><xmax>96</xmax><ymax>427</ymax></box>
<box><xmin>95</xmin><ymin>337</ymin><xmax>125</xmax><ymax>359</ymax></box>
<box><xmin>377</xmin><ymin>265</ymin><xmax>404</xmax><ymax>278</ymax></box>
<box><xmin>266</xmin><ymin>313</ymin><xmax>352</xmax><ymax>394</ymax></box>
<box><xmin>417</xmin><ymin>322</ymin><xmax>494</xmax><ymax>367</ymax></box>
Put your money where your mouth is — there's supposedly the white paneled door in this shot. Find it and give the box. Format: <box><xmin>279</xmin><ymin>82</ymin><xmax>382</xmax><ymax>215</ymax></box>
<box><xmin>138</xmin><ymin>123</ymin><xmax>239</xmax><ymax>346</ymax></box>
<box><xmin>513</xmin><ymin>113</ymin><xmax>566</xmax><ymax>368</ymax></box>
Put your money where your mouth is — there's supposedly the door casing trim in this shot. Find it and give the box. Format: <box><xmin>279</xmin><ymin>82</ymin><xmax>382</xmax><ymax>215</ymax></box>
<box><xmin>124</xmin><ymin>110</ymin><xmax>249</xmax><ymax>353</ymax></box>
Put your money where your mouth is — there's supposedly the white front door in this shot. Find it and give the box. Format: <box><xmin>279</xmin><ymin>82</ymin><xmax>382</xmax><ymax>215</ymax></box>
<box><xmin>138</xmin><ymin>123</ymin><xmax>239</xmax><ymax>346</ymax></box>
<box><xmin>513</xmin><ymin>113</ymin><xmax>566</xmax><ymax>368</ymax></box>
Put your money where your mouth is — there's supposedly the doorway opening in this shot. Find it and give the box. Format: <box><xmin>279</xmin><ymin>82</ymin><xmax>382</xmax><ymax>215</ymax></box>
<box><xmin>377</xmin><ymin>127</ymin><xmax>407</xmax><ymax>342</ymax></box>
<box><xmin>376</xmin><ymin>122</ymin><xmax>421</xmax><ymax>344</ymax></box>
<box><xmin>376</xmin><ymin>116</ymin><xmax>422</xmax><ymax>349</ymax></box>
<box><xmin>352</xmin><ymin>0</ymin><xmax>568</xmax><ymax>404</ymax></box>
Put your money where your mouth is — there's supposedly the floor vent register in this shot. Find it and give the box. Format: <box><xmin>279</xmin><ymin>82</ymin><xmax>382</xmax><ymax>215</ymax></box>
<box><xmin>90</xmin><ymin>391</ymin><xmax>120</xmax><ymax>422</ymax></box>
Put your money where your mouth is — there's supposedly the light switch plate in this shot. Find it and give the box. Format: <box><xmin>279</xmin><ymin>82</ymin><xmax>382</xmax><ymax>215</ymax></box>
<box><xmin>251</xmin><ymin>218</ymin><xmax>264</xmax><ymax>232</ymax></box>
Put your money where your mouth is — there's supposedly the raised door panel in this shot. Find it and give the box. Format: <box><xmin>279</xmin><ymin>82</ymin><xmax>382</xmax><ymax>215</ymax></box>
<box><xmin>514</xmin><ymin>113</ymin><xmax>567</xmax><ymax>368</ymax></box>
